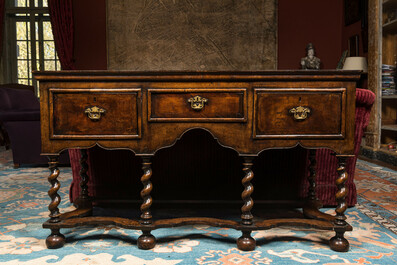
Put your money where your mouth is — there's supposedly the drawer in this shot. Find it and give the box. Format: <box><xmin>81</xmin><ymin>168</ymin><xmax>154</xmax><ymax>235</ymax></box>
<box><xmin>49</xmin><ymin>88</ymin><xmax>141</xmax><ymax>139</ymax></box>
<box><xmin>253</xmin><ymin>88</ymin><xmax>346</xmax><ymax>139</ymax></box>
<box><xmin>148</xmin><ymin>88</ymin><xmax>247</xmax><ymax>122</ymax></box>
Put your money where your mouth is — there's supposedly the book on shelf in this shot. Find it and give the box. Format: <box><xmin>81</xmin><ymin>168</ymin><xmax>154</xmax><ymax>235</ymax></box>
<box><xmin>382</xmin><ymin>64</ymin><xmax>396</xmax><ymax>96</ymax></box>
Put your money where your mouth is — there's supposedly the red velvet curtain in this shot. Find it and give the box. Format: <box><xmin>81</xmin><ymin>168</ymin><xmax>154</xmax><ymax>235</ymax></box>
<box><xmin>0</xmin><ymin>0</ymin><xmax>5</xmax><ymax>56</ymax></box>
<box><xmin>48</xmin><ymin>0</ymin><xmax>75</xmax><ymax>70</ymax></box>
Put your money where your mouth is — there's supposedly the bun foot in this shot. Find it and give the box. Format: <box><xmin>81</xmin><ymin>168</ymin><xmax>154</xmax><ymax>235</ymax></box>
<box><xmin>137</xmin><ymin>231</ymin><xmax>156</xmax><ymax>250</ymax></box>
<box><xmin>330</xmin><ymin>233</ymin><xmax>349</xmax><ymax>252</ymax></box>
<box><xmin>237</xmin><ymin>231</ymin><xmax>256</xmax><ymax>251</ymax></box>
<box><xmin>46</xmin><ymin>229</ymin><xmax>65</xmax><ymax>249</ymax></box>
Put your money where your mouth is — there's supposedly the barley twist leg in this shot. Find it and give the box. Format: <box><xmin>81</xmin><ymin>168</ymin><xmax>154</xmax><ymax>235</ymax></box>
<box><xmin>137</xmin><ymin>155</ymin><xmax>156</xmax><ymax>250</ymax></box>
<box><xmin>46</xmin><ymin>155</ymin><xmax>65</xmax><ymax>249</ymax></box>
<box><xmin>307</xmin><ymin>149</ymin><xmax>322</xmax><ymax>208</ymax></box>
<box><xmin>330</xmin><ymin>156</ymin><xmax>349</xmax><ymax>252</ymax></box>
<box><xmin>237</xmin><ymin>156</ymin><xmax>256</xmax><ymax>251</ymax></box>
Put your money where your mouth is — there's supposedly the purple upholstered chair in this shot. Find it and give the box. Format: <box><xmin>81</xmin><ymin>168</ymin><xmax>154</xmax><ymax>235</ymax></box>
<box><xmin>0</xmin><ymin>84</ymin><xmax>69</xmax><ymax>167</ymax></box>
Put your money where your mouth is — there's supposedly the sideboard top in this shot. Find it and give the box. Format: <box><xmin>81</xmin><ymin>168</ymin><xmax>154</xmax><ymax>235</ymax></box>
<box><xmin>33</xmin><ymin>70</ymin><xmax>361</xmax><ymax>82</ymax></box>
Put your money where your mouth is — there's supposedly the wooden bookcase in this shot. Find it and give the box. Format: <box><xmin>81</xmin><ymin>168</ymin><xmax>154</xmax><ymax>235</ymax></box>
<box><xmin>381</xmin><ymin>0</ymin><xmax>397</xmax><ymax>146</ymax></box>
<box><xmin>365</xmin><ymin>0</ymin><xmax>397</xmax><ymax>165</ymax></box>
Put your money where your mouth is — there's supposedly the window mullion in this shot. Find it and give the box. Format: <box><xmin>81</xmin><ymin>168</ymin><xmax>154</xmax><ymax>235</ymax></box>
<box><xmin>38</xmin><ymin>16</ymin><xmax>44</xmax><ymax>71</ymax></box>
<box><xmin>25</xmin><ymin>17</ymin><xmax>30</xmax><ymax>85</ymax></box>
<box><xmin>6</xmin><ymin>7</ymin><xmax>48</xmax><ymax>14</ymax></box>
<box><xmin>29</xmin><ymin>1</ymin><xmax>37</xmax><ymax>86</ymax></box>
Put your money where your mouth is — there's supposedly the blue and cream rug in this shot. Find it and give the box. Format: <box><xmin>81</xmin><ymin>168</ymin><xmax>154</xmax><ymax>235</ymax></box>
<box><xmin>0</xmin><ymin>149</ymin><xmax>396</xmax><ymax>264</ymax></box>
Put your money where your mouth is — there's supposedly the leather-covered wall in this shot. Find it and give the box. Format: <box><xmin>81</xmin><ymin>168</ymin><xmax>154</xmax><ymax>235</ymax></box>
<box><xmin>106</xmin><ymin>0</ymin><xmax>277</xmax><ymax>71</ymax></box>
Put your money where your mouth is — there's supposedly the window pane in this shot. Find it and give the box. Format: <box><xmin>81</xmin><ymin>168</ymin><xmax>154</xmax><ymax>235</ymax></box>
<box><xmin>29</xmin><ymin>62</ymin><xmax>33</xmax><ymax>78</ymax></box>
<box><xmin>43</xmin><ymin>0</ymin><xmax>48</xmax><ymax>7</ymax></box>
<box><xmin>43</xmin><ymin>21</ymin><xmax>53</xmax><ymax>40</ymax></box>
<box><xmin>35</xmin><ymin>20</ymin><xmax>39</xmax><ymax>42</ymax></box>
<box><xmin>17</xmin><ymin>41</ymin><xmax>28</xmax><ymax>59</ymax></box>
<box><xmin>56</xmin><ymin>60</ymin><xmax>61</xmax><ymax>70</ymax></box>
<box><xmin>17</xmin><ymin>60</ymin><xmax>29</xmax><ymax>79</ymax></box>
<box><xmin>16</xmin><ymin>22</ymin><xmax>25</xmax><ymax>40</ymax></box>
<box><xmin>36</xmin><ymin>40</ymin><xmax>40</xmax><ymax>60</ymax></box>
<box><xmin>18</xmin><ymin>79</ymin><xmax>29</xmax><ymax>85</ymax></box>
<box><xmin>15</xmin><ymin>0</ymin><xmax>28</xmax><ymax>7</ymax></box>
<box><xmin>44</xmin><ymin>60</ymin><xmax>56</xmax><ymax>71</ymax></box>
<box><xmin>16</xmin><ymin>21</ymin><xmax>29</xmax><ymax>41</ymax></box>
<box><xmin>44</xmin><ymin>41</ymin><xmax>56</xmax><ymax>59</ymax></box>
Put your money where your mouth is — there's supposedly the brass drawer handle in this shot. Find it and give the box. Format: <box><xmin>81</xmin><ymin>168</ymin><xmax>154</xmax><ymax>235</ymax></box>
<box><xmin>289</xmin><ymin>106</ymin><xmax>311</xmax><ymax>121</ymax></box>
<box><xmin>188</xmin><ymin>95</ymin><xmax>208</xmax><ymax>110</ymax></box>
<box><xmin>84</xmin><ymin>106</ymin><xmax>106</xmax><ymax>121</ymax></box>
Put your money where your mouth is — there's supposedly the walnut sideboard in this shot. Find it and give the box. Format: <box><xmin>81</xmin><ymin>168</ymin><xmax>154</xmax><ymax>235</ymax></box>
<box><xmin>34</xmin><ymin>70</ymin><xmax>360</xmax><ymax>252</ymax></box>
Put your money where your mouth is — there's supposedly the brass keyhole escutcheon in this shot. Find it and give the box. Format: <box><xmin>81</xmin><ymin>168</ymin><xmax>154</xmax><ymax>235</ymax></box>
<box><xmin>84</xmin><ymin>106</ymin><xmax>106</xmax><ymax>121</ymax></box>
<box><xmin>188</xmin><ymin>95</ymin><xmax>208</xmax><ymax>110</ymax></box>
<box><xmin>289</xmin><ymin>106</ymin><xmax>311</xmax><ymax>121</ymax></box>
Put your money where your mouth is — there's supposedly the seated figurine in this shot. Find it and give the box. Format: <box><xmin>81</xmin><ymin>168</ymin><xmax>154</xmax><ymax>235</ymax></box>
<box><xmin>301</xmin><ymin>43</ymin><xmax>321</xmax><ymax>70</ymax></box>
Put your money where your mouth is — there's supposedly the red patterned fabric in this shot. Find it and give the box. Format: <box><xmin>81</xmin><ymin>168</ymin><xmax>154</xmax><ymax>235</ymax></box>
<box><xmin>69</xmin><ymin>89</ymin><xmax>375</xmax><ymax>206</ymax></box>
<box><xmin>48</xmin><ymin>0</ymin><xmax>75</xmax><ymax>70</ymax></box>
<box><xmin>301</xmin><ymin>88</ymin><xmax>376</xmax><ymax>206</ymax></box>
<box><xmin>69</xmin><ymin>147</ymin><xmax>141</xmax><ymax>203</ymax></box>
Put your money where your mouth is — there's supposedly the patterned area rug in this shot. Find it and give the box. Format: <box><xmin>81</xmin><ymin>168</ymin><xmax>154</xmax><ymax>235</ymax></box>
<box><xmin>355</xmin><ymin>160</ymin><xmax>397</xmax><ymax>234</ymax></box>
<box><xmin>0</xmin><ymin>148</ymin><xmax>396</xmax><ymax>264</ymax></box>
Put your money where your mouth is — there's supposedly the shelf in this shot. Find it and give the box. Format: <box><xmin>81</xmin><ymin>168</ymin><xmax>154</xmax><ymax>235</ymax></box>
<box><xmin>381</xmin><ymin>124</ymin><xmax>397</xmax><ymax>131</ymax></box>
<box><xmin>383</xmin><ymin>18</ymin><xmax>397</xmax><ymax>32</ymax></box>
<box><xmin>379</xmin><ymin>146</ymin><xmax>397</xmax><ymax>156</ymax></box>
<box><xmin>383</xmin><ymin>0</ymin><xmax>397</xmax><ymax>10</ymax></box>
<box><xmin>382</xmin><ymin>94</ymin><xmax>397</xmax><ymax>99</ymax></box>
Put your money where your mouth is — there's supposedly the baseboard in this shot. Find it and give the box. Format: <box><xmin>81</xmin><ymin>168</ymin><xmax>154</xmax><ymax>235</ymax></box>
<box><xmin>360</xmin><ymin>146</ymin><xmax>397</xmax><ymax>167</ymax></box>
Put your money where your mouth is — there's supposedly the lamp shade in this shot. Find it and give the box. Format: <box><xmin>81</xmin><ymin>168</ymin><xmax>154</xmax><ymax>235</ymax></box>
<box><xmin>343</xmin><ymin>57</ymin><xmax>368</xmax><ymax>73</ymax></box>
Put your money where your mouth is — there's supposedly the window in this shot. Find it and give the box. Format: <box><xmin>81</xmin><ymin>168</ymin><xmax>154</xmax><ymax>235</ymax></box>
<box><xmin>4</xmin><ymin>0</ymin><xmax>60</xmax><ymax>92</ymax></box>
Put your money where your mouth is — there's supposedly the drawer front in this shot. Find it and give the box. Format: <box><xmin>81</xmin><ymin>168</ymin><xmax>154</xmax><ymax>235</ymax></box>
<box><xmin>254</xmin><ymin>88</ymin><xmax>346</xmax><ymax>139</ymax></box>
<box><xmin>50</xmin><ymin>88</ymin><xmax>141</xmax><ymax>139</ymax></box>
<box><xmin>148</xmin><ymin>88</ymin><xmax>247</xmax><ymax>122</ymax></box>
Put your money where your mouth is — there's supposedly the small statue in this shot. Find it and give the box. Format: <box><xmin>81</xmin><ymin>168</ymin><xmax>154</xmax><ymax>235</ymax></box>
<box><xmin>301</xmin><ymin>43</ymin><xmax>321</xmax><ymax>70</ymax></box>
